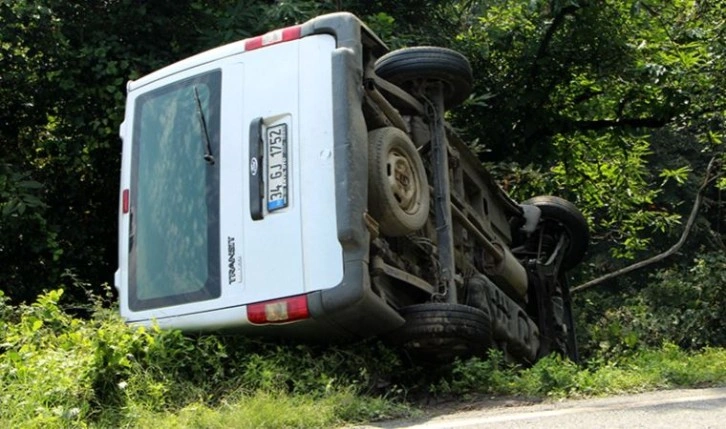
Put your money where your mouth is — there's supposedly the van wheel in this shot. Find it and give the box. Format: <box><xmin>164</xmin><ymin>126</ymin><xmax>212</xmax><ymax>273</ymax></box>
<box><xmin>522</xmin><ymin>196</ymin><xmax>589</xmax><ymax>270</ymax></box>
<box><xmin>388</xmin><ymin>303</ymin><xmax>493</xmax><ymax>363</ymax></box>
<box><xmin>368</xmin><ymin>127</ymin><xmax>430</xmax><ymax>237</ymax></box>
<box><xmin>375</xmin><ymin>46</ymin><xmax>473</xmax><ymax>109</ymax></box>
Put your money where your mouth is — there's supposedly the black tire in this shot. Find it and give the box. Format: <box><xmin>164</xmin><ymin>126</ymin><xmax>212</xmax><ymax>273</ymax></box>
<box><xmin>522</xmin><ymin>195</ymin><xmax>589</xmax><ymax>270</ymax></box>
<box><xmin>368</xmin><ymin>127</ymin><xmax>430</xmax><ymax>237</ymax></box>
<box><xmin>375</xmin><ymin>46</ymin><xmax>473</xmax><ymax>109</ymax></box>
<box><xmin>387</xmin><ymin>303</ymin><xmax>493</xmax><ymax>362</ymax></box>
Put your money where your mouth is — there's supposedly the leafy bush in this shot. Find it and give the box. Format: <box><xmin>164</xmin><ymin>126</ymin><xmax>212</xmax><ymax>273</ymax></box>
<box><xmin>578</xmin><ymin>251</ymin><xmax>726</xmax><ymax>358</ymax></box>
<box><xmin>436</xmin><ymin>344</ymin><xmax>726</xmax><ymax>399</ymax></box>
<box><xmin>643</xmin><ymin>253</ymin><xmax>726</xmax><ymax>348</ymax></box>
<box><xmin>0</xmin><ymin>289</ymin><xmax>161</xmax><ymax>427</ymax></box>
<box><xmin>433</xmin><ymin>350</ymin><xmax>517</xmax><ymax>396</ymax></box>
<box><xmin>0</xmin><ymin>289</ymin><xmax>410</xmax><ymax>428</ymax></box>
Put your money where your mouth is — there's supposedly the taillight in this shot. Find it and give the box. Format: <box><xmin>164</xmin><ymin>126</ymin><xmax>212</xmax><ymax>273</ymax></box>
<box><xmin>245</xmin><ymin>25</ymin><xmax>302</xmax><ymax>51</ymax></box>
<box><xmin>122</xmin><ymin>189</ymin><xmax>130</xmax><ymax>214</ymax></box>
<box><xmin>247</xmin><ymin>294</ymin><xmax>310</xmax><ymax>324</ymax></box>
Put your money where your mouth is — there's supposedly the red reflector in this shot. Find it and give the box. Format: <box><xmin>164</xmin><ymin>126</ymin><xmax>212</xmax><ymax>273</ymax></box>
<box><xmin>245</xmin><ymin>25</ymin><xmax>302</xmax><ymax>51</ymax></box>
<box><xmin>247</xmin><ymin>295</ymin><xmax>309</xmax><ymax>325</ymax></box>
<box><xmin>122</xmin><ymin>189</ymin><xmax>129</xmax><ymax>214</ymax></box>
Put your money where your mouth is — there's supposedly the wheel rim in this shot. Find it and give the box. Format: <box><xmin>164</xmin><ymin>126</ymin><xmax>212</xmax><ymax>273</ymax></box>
<box><xmin>386</xmin><ymin>148</ymin><xmax>420</xmax><ymax>214</ymax></box>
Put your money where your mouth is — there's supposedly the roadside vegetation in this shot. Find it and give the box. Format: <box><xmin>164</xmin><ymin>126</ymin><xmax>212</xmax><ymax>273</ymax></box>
<box><xmin>437</xmin><ymin>347</ymin><xmax>726</xmax><ymax>400</ymax></box>
<box><xmin>0</xmin><ymin>289</ymin><xmax>412</xmax><ymax>428</ymax></box>
<box><xmin>2</xmin><ymin>287</ymin><xmax>725</xmax><ymax>428</ymax></box>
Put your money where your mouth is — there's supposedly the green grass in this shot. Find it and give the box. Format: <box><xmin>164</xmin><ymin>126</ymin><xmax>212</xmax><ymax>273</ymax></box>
<box><xmin>126</xmin><ymin>390</ymin><xmax>410</xmax><ymax>429</ymax></box>
<box><xmin>437</xmin><ymin>345</ymin><xmax>726</xmax><ymax>399</ymax></box>
<box><xmin>1</xmin><ymin>289</ymin><xmax>725</xmax><ymax>428</ymax></box>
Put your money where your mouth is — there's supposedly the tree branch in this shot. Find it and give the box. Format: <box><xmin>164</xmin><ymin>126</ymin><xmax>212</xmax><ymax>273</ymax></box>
<box><xmin>529</xmin><ymin>4</ymin><xmax>580</xmax><ymax>82</ymax></box>
<box><xmin>571</xmin><ymin>155</ymin><xmax>722</xmax><ymax>293</ymax></box>
<box><xmin>572</xmin><ymin>88</ymin><xmax>604</xmax><ymax>105</ymax></box>
<box><xmin>564</xmin><ymin>117</ymin><xmax>671</xmax><ymax>132</ymax></box>
<box><xmin>525</xmin><ymin>115</ymin><xmax>672</xmax><ymax>149</ymax></box>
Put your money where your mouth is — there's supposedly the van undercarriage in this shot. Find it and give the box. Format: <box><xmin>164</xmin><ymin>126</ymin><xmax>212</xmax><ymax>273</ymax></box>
<box><xmin>355</xmin><ymin>35</ymin><xmax>588</xmax><ymax>364</ymax></box>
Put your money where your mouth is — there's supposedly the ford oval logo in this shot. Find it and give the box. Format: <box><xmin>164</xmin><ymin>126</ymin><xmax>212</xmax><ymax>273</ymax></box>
<box><xmin>250</xmin><ymin>157</ymin><xmax>258</xmax><ymax>176</ymax></box>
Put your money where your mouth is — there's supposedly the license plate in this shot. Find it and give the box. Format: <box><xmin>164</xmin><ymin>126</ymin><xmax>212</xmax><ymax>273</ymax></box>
<box><xmin>266</xmin><ymin>123</ymin><xmax>288</xmax><ymax>212</ymax></box>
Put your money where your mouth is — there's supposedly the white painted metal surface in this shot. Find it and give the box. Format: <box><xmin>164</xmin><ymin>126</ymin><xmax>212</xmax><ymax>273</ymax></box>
<box><xmin>117</xmin><ymin>34</ymin><xmax>343</xmax><ymax>327</ymax></box>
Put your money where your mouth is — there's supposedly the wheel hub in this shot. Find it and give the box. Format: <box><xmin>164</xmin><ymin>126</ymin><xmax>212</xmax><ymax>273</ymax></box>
<box><xmin>387</xmin><ymin>149</ymin><xmax>419</xmax><ymax>213</ymax></box>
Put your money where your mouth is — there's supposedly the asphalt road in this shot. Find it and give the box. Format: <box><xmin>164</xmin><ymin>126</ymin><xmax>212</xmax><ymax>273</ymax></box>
<box><xmin>353</xmin><ymin>387</ymin><xmax>726</xmax><ymax>429</ymax></box>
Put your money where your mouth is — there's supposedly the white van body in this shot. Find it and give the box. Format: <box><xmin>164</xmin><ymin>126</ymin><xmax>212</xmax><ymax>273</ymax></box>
<box><xmin>116</xmin><ymin>13</ymin><xmax>589</xmax><ymax>362</ymax></box>
<box><xmin>117</xmin><ymin>15</ymin><xmax>402</xmax><ymax>337</ymax></box>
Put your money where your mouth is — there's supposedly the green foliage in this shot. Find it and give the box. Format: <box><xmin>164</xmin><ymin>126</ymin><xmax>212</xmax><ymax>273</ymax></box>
<box><xmin>2</xmin><ymin>290</ymin><xmax>726</xmax><ymax>427</ymax></box>
<box><xmin>1</xmin><ymin>0</ymin><xmax>209</xmax><ymax>302</ymax></box>
<box><xmin>433</xmin><ymin>350</ymin><xmax>517</xmax><ymax>396</ymax></box>
<box><xmin>580</xmin><ymin>251</ymin><xmax>726</xmax><ymax>359</ymax></box>
<box><xmin>129</xmin><ymin>390</ymin><xmax>411</xmax><ymax>429</ymax></box>
<box><xmin>0</xmin><ymin>289</ymin><xmax>411</xmax><ymax>428</ymax></box>
<box><xmin>135</xmin><ymin>392</ymin><xmax>344</xmax><ymax>429</ymax></box>
<box><xmin>436</xmin><ymin>344</ymin><xmax>726</xmax><ymax>399</ymax></box>
<box><xmin>0</xmin><ymin>289</ymin><xmax>152</xmax><ymax>427</ymax></box>
<box><xmin>444</xmin><ymin>0</ymin><xmax>725</xmax><ymax>260</ymax></box>
<box><xmin>0</xmin><ymin>164</ymin><xmax>46</xmax><ymax>217</ymax></box>
<box><xmin>648</xmin><ymin>252</ymin><xmax>726</xmax><ymax>348</ymax></box>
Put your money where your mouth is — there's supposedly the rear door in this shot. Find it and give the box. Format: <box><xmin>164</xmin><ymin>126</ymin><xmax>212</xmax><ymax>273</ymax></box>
<box><xmin>120</xmin><ymin>34</ymin><xmax>345</xmax><ymax>323</ymax></box>
<box><xmin>229</xmin><ymin>33</ymin><xmax>344</xmax><ymax>306</ymax></box>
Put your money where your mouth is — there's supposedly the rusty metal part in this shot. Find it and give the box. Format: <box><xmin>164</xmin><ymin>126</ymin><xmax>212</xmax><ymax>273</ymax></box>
<box><xmin>371</xmin><ymin>256</ymin><xmax>435</xmax><ymax>296</ymax></box>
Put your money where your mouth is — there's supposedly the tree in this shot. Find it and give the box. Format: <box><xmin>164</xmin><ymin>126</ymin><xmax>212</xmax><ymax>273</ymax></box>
<box><xmin>443</xmin><ymin>0</ymin><xmax>725</xmax><ymax>261</ymax></box>
<box><xmin>0</xmin><ymin>0</ymin><xmax>262</xmax><ymax>302</ymax></box>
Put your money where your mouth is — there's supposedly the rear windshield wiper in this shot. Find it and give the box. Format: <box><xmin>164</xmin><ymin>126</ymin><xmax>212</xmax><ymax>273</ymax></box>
<box><xmin>193</xmin><ymin>86</ymin><xmax>215</xmax><ymax>165</ymax></box>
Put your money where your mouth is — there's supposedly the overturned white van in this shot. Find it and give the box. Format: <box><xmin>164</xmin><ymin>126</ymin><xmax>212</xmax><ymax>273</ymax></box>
<box><xmin>116</xmin><ymin>13</ymin><xmax>589</xmax><ymax>363</ymax></box>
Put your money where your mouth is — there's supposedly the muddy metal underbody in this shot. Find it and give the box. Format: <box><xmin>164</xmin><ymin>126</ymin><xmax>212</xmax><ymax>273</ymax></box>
<box><xmin>359</xmin><ymin>65</ymin><xmax>571</xmax><ymax>363</ymax></box>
